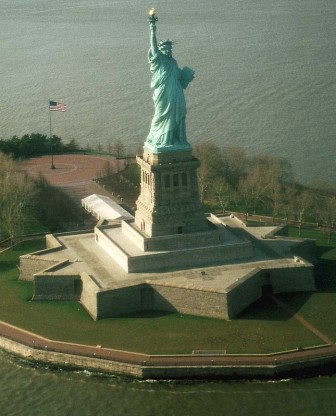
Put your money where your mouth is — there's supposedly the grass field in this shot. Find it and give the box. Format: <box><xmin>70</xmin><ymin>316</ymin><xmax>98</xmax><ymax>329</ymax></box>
<box><xmin>0</xmin><ymin>237</ymin><xmax>332</xmax><ymax>355</ymax></box>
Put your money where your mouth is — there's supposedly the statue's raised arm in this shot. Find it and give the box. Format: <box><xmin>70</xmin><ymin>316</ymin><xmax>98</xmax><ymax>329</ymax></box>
<box><xmin>148</xmin><ymin>8</ymin><xmax>159</xmax><ymax>58</ymax></box>
<box><xmin>145</xmin><ymin>9</ymin><xmax>194</xmax><ymax>152</ymax></box>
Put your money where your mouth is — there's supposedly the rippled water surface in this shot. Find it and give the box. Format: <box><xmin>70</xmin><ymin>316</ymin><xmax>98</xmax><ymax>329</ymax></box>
<box><xmin>2</xmin><ymin>0</ymin><xmax>336</xmax><ymax>183</ymax></box>
<box><xmin>0</xmin><ymin>352</ymin><xmax>336</xmax><ymax>416</ymax></box>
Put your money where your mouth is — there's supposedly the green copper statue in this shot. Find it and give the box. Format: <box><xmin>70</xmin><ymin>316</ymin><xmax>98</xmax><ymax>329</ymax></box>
<box><xmin>145</xmin><ymin>9</ymin><xmax>195</xmax><ymax>152</ymax></box>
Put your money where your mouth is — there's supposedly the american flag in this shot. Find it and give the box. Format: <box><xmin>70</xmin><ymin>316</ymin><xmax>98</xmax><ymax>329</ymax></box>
<box><xmin>49</xmin><ymin>100</ymin><xmax>67</xmax><ymax>112</ymax></box>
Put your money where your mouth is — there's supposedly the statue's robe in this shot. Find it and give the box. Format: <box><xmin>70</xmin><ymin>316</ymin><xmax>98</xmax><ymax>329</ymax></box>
<box><xmin>146</xmin><ymin>50</ymin><xmax>188</xmax><ymax>147</ymax></box>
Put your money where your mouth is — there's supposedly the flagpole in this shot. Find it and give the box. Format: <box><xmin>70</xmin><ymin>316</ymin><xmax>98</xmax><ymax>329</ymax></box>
<box><xmin>49</xmin><ymin>100</ymin><xmax>56</xmax><ymax>169</ymax></box>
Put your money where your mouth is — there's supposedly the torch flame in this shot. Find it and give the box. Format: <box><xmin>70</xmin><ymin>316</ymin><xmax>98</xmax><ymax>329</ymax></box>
<box><xmin>149</xmin><ymin>8</ymin><xmax>156</xmax><ymax>16</ymax></box>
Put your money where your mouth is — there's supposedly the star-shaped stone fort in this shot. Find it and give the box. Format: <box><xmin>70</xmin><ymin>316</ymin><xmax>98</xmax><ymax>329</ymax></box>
<box><xmin>19</xmin><ymin>11</ymin><xmax>316</xmax><ymax>320</ymax></box>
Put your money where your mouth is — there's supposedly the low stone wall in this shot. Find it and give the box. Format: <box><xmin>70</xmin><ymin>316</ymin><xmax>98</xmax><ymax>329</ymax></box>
<box><xmin>19</xmin><ymin>255</ymin><xmax>59</xmax><ymax>281</ymax></box>
<box><xmin>33</xmin><ymin>274</ymin><xmax>82</xmax><ymax>301</ymax></box>
<box><xmin>46</xmin><ymin>234</ymin><xmax>62</xmax><ymax>249</ymax></box>
<box><xmin>0</xmin><ymin>336</ymin><xmax>143</xmax><ymax>378</ymax></box>
<box><xmin>19</xmin><ymin>234</ymin><xmax>64</xmax><ymax>281</ymax></box>
<box><xmin>1</xmin><ymin>333</ymin><xmax>336</xmax><ymax>381</ymax></box>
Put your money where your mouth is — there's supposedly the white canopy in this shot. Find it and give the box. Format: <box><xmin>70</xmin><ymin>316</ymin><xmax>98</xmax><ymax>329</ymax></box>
<box><xmin>81</xmin><ymin>194</ymin><xmax>133</xmax><ymax>221</ymax></box>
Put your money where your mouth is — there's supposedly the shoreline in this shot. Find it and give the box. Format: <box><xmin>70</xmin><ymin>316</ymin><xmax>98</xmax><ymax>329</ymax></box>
<box><xmin>1</xmin><ymin>320</ymin><xmax>336</xmax><ymax>380</ymax></box>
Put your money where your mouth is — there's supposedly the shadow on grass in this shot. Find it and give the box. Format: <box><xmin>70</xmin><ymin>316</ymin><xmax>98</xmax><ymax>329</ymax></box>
<box><xmin>0</xmin><ymin>261</ymin><xmax>18</xmax><ymax>273</ymax></box>
<box><xmin>315</xmin><ymin>259</ymin><xmax>336</xmax><ymax>290</ymax></box>
<box><xmin>113</xmin><ymin>310</ymin><xmax>175</xmax><ymax>319</ymax></box>
<box><xmin>315</xmin><ymin>245</ymin><xmax>335</xmax><ymax>258</ymax></box>
<box><xmin>238</xmin><ymin>292</ymin><xmax>313</xmax><ymax>322</ymax></box>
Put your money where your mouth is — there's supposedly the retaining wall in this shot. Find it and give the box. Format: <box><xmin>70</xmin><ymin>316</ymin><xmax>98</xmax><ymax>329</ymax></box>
<box><xmin>1</xmin><ymin>333</ymin><xmax>336</xmax><ymax>381</ymax></box>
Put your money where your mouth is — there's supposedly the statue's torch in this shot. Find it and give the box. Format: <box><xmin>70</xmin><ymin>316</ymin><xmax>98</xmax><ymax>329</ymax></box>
<box><xmin>148</xmin><ymin>8</ymin><xmax>158</xmax><ymax>23</ymax></box>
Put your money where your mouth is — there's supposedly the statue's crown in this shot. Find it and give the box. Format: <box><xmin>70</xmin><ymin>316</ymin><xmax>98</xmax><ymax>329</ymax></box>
<box><xmin>159</xmin><ymin>40</ymin><xmax>173</xmax><ymax>47</ymax></box>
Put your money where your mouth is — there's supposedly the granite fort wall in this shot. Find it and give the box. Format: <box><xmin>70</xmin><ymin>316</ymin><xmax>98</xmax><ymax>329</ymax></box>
<box><xmin>269</xmin><ymin>263</ymin><xmax>316</xmax><ymax>293</ymax></box>
<box><xmin>80</xmin><ymin>273</ymin><xmax>100</xmax><ymax>320</ymax></box>
<box><xmin>151</xmin><ymin>284</ymin><xmax>228</xmax><ymax>319</ymax></box>
<box><xmin>75</xmin><ymin>280</ymin><xmax>230</xmax><ymax>320</ymax></box>
<box><xmin>226</xmin><ymin>269</ymin><xmax>264</xmax><ymax>319</ymax></box>
<box><xmin>96</xmin><ymin>284</ymin><xmax>145</xmax><ymax>319</ymax></box>
<box><xmin>33</xmin><ymin>274</ymin><xmax>82</xmax><ymax>301</ymax></box>
<box><xmin>25</xmin><ymin>260</ymin><xmax>315</xmax><ymax>322</ymax></box>
<box><xmin>92</xmin><ymin>283</ymin><xmax>229</xmax><ymax>320</ymax></box>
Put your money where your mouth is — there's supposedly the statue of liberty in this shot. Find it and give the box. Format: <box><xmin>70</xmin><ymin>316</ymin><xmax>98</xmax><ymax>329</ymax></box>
<box><xmin>145</xmin><ymin>9</ymin><xmax>195</xmax><ymax>151</ymax></box>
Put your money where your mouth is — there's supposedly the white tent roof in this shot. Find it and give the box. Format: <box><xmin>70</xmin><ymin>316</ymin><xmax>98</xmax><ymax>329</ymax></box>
<box><xmin>81</xmin><ymin>194</ymin><xmax>133</xmax><ymax>221</ymax></box>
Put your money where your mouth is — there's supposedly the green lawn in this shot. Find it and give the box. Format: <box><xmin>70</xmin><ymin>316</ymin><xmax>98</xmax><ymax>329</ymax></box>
<box><xmin>288</xmin><ymin>226</ymin><xmax>336</xmax><ymax>260</ymax></box>
<box><xmin>23</xmin><ymin>211</ymin><xmax>50</xmax><ymax>234</ymax></box>
<box><xmin>0</xmin><ymin>238</ymin><xmax>328</xmax><ymax>355</ymax></box>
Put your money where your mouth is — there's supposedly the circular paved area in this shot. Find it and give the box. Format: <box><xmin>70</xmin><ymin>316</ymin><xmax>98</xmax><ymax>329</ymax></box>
<box><xmin>19</xmin><ymin>154</ymin><xmax>123</xmax><ymax>186</ymax></box>
<box><xmin>19</xmin><ymin>154</ymin><xmax>126</xmax><ymax>204</ymax></box>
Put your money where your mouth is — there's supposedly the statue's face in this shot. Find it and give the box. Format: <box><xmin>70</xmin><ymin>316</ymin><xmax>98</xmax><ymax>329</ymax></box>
<box><xmin>160</xmin><ymin>44</ymin><xmax>172</xmax><ymax>57</ymax></box>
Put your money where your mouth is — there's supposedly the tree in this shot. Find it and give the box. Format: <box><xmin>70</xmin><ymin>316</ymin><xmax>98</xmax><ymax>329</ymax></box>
<box><xmin>282</xmin><ymin>185</ymin><xmax>297</xmax><ymax>223</ymax></box>
<box><xmin>65</xmin><ymin>139</ymin><xmax>80</xmax><ymax>152</ymax></box>
<box><xmin>96</xmin><ymin>142</ymin><xmax>103</xmax><ymax>153</ymax></box>
<box><xmin>0</xmin><ymin>133</ymin><xmax>63</xmax><ymax>159</ymax></box>
<box><xmin>294</xmin><ymin>190</ymin><xmax>314</xmax><ymax>237</ymax></box>
<box><xmin>221</xmin><ymin>146</ymin><xmax>247</xmax><ymax>188</ymax></box>
<box><xmin>210</xmin><ymin>178</ymin><xmax>234</xmax><ymax>213</ymax></box>
<box><xmin>268</xmin><ymin>182</ymin><xmax>284</xmax><ymax>223</ymax></box>
<box><xmin>112</xmin><ymin>139</ymin><xmax>126</xmax><ymax>158</ymax></box>
<box><xmin>238</xmin><ymin>163</ymin><xmax>268</xmax><ymax>218</ymax></box>
<box><xmin>317</xmin><ymin>196</ymin><xmax>336</xmax><ymax>244</ymax></box>
<box><xmin>106</xmin><ymin>142</ymin><xmax>113</xmax><ymax>154</ymax></box>
<box><xmin>193</xmin><ymin>141</ymin><xmax>224</xmax><ymax>202</ymax></box>
<box><xmin>0</xmin><ymin>153</ymin><xmax>35</xmax><ymax>242</ymax></box>
<box><xmin>238</xmin><ymin>154</ymin><xmax>292</xmax><ymax>219</ymax></box>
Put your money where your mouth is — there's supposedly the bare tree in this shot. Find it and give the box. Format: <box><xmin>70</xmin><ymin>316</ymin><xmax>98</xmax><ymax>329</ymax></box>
<box><xmin>294</xmin><ymin>190</ymin><xmax>314</xmax><ymax>237</ymax></box>
<box><xmin>268</xmin><ymin>182</ymin><xmax>284</xmax><ymax>223</ymax></box>
<box><xmin>0</xmin><ymin>153</ymin><xmax>35</xmax><ymax>242</ymax></box>
<box><xmin>112</xmin><ymin>139</ymin><xmax>126</xmax><ymax>158</ymax></box>
<box><xmin>221</xmin><ymin>146</ymin><xmax>247</xmax><ymax>187</ymax></box>
<box><xmin>317</xmin><ymin>196</ymin><xmax>336</xmax><ymax>244</ymax></box>
<box><xmin>96</xmin><ymin>141</ymin><xmax>103</xmax><ymax>153</ymax></box>
<box><xmin>210</xmin><ymin>178</ymin><xmax>234</xmax><ymax>213</ymax></box>
<box><xmin>193</xmin><ymin>141</ymin><xmax>223</xmax><ymax>202</ymax></box>
<box><xmin>282</xmin><ymin>185</ymin><xmax>297</xmax><ymax>223</ymax></box>
<box><xmin>238</xmin><ymin>154</ymin><xmax>290</xmax><ymax>221</ymax></box>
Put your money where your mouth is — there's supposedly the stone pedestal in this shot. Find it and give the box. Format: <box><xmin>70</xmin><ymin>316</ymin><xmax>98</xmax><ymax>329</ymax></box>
<box><xmin>134</xmin><ymin>147</ymin><xmax>209</xmax><ymax>237</ymax></box>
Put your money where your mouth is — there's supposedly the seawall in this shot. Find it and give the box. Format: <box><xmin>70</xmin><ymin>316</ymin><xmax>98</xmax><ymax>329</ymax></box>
<box><xmin>1</xmin><ymin>320</ymin><xmax>336</xmax><ymax>380</ymax></box>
